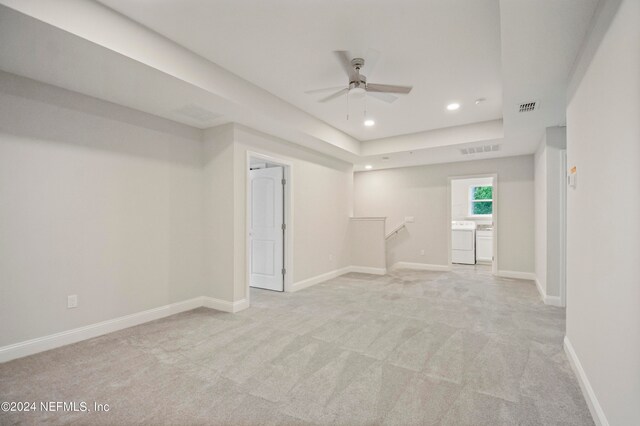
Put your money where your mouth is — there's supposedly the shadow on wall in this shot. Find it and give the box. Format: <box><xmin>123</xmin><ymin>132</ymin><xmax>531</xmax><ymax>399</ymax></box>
<box><xmin>0</xmin><ymin>71</ymin><xmax>202</xmax><ymax>166</ymax></box>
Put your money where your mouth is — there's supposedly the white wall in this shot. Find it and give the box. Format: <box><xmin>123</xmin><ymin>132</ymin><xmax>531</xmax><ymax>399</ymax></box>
<box><xmin>534</xmin><ymin>142</ymin><xmax>548</xmax><ymax>296</ymax></box>
<box><xmin>534</xmin><ymin>126</ymin><xmax>566</xmax><ymax>303</ymax></box>
<box><xmin>349</xmin><ymin>218</ymin><xmax>386</xmax><ymax>272</ymax></box>
<box><xmin>202</xmin><ymin>125</ymin><xmax>236</xmax><ymax>302</ymax></box>
<box><xmin>354</xmin><ymin>155</ymin><xmax>534</xmax><ymax>273</ymax></box>
<box><xmin>0</xmin><ymin>72</ymin><xmax>204</xmax><ymax>347</ymax></box>
<box><xmin>565</xmin><ymin>0</ymin><xmax>640</xmax><ymax>424</ymax></box>
<box><xmin>451</xmin><ymin>176</ymin><xmax>493</xmax><ymax>223</ymax></box>
<box><xmin>0</xmin><ymin>71</ymin><xmax>356</xmax><ymax>351</ymax></box>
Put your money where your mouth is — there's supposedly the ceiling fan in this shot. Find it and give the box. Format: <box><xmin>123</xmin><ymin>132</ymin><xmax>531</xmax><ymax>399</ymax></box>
<box><xmin>306</xmin><ymin>50</ymin><xmax>413</xmax><ymax>103</ymax></box>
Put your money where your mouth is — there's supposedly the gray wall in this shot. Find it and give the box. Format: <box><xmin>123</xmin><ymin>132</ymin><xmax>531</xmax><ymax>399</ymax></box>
<box><xmin>354</xmin><ymin>155</ymin><xmax>534</xmax><ymax>273</ymax></box>
<box><xmin>565</xmin><ymin>0</ymin><xmax>640</xmax><ymax>423</ymax></box>
<box><xmin>0</xmin><ymin>72</ymin><xmax>205</xmax><ymax>346</ymax></box>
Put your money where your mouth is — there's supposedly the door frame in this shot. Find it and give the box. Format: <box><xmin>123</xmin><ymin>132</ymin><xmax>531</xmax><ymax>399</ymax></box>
<box><xmin>447</xmin><ymin>173</ymin><xmax>499</xmax><ymax>275</ymax></box>
<box><xmin>559</xmin><ymin>150</ymin><xmax>567</xmax><ymax>307</ymax></box>
<box><xmin>246</xmin><ymin>150</ymin><xmax>293</xmax><ymax>298</ymax></box>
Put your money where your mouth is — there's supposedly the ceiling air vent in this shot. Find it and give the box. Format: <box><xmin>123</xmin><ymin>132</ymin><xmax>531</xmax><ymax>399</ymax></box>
<box><xmin>460</xmin><ymin>144</ymin><xmax>500</xmax><ymax>155</ymax></box>
<box><xmin>173</xmin><ymin>104</ymin><xmax>221</xmax><ymax>124</ymax></box>
<box><xmin>518</xmin><ymin>101</ymin><xmax>538</xmax><ymax>113</ymax></box>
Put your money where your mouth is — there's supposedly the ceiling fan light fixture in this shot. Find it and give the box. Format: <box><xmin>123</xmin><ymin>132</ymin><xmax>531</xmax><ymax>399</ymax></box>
<box><xmin>364</xmin><ymin>119</ymin><xmax>375</xmax><ymax>127</ymax></box>
<box><xmin>307</xmin><ymin>51</ymin><xmax>413</xmax><ymax>104</ymax></box>
<box><xmin>447</xmin><ymin>102</ymin><xmax>460</xmax><ymax>111</ymax></box>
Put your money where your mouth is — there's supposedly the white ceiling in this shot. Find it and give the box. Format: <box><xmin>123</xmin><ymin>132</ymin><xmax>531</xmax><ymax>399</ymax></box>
<box><xmin>98</xmin><ymin>0</ymin><xmax>503</xmax><ymax>142</ymax></box>
<box><xmin>0</xmin><ymin>0</ymin><xmax>599</xmax><ymax>170</ymax></box>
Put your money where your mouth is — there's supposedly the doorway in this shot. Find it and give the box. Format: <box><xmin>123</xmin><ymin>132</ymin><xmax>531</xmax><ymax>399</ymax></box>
<box><xmin>247</xmin><ymin>152</ymin><xmax>292</xmax><ymax>293</ymax></box>
<box><xmin>448</xmin><ymin>174</ymin><xmax>498</xmax><ymax>275</ymax></box>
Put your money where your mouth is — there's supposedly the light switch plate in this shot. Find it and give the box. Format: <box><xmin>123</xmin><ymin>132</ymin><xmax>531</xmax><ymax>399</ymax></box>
<box><xmin>67</xmin><ymin>295</ymin><xmax>78</xmax><ymax>309</ymax></box>
<box><xmin>405</xmin><ymin>216</ymin><xmax>415</xmax><ymax>223</ymax></box>
<box><xmin>568</xmin><ymin>166</ymin><xmax>577</xmax><ymax>188</ymax></box>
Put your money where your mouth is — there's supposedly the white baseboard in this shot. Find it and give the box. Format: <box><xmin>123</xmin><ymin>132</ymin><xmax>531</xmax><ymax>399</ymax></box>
<box><xmin>232</xmin><ymin>298</ymin><xmax>250</xmax><ymax>312</ymax></box>
<box><xmin>0</xmin><ymin>297</ymin><xmax>203</xmax><ymax>363</ymax></box>
<box><xmin>564</xmin><ymin>336</ymin><xmax>608</xmax><ymax>426</ymax></box>
<box><xmin>535</xmin><ymin>278</ymin><xmax>545</xmax><ymax>300</ymax></box>
<box><xmin>544</xmin><ymin>295</ymin><xmax>563</xmax><ymax>307</ymax></box>
<box><xmin>497</xmin><ymin>270</ymin><xmax>536</xmax><ymax>280</ymax></box>
<box><xmin>0</xmin><ymin>294</ymin><xmax>252</xmax><ymax>363</ymax></box>
<box><xmin>202</xmin><ymin>296</ymin><xmax>249</xmax><ymax>313</ymax></box>
<box><xmin>391</xmin><ymin>262</ymin><xmax>451</xmax><ymax>272</ymax></box>
<box><xmin>292</xmin><ymin>263</ymin><xmax>456</xmax><ymax>292</ymax></box>
<box><xmin>291</xmin><ymin>266</ymin><xmax>352</xmax><ymax>292</ymax></box>
<box><xmin>349</xmin><ymin>266</ymin><xmax>387</xmax><ymax>275</ymax></box>
<box><xmin>535</xmin><ymin>278</ymin><xmax>564</xmax><ymax>307</ymax></box>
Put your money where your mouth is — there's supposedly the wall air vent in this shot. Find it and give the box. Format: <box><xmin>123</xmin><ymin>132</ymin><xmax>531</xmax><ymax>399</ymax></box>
<box><xmin>460</xmin><ymin>144</ymin><xmax>500</xmax><ymax>155</ymax></box>
<box><xmin>518</xmin><ymin>101</ymin><xmax>538</xmax><ymax>112</ymax></box>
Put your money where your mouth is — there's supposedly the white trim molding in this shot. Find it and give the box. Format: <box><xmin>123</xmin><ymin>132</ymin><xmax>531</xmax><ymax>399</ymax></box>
<box><xmin>202</xmin><ymin>297</ymin><xmax>249</xmax><ymax>313</ymax></box>
<box><xmin>564</xmin><ymin>336</ymin><xmax>609</xmax><ymax>426</ymax></box>
<box><xmin>0</xmin><ymin>297</ymin><xmax>204</xmax><ymax>363</ymax></box>
<box><xmin>392</xmin><ymin>262</ymin><xmax>451</xmax><ymax>272</ymax></box>
<box><xmin>544</xmin><ymin>295</ymin><xmax>563</xmax><ymax>307</ymax></box>
<box><xmin>291</xmin><ymin>266</ymin><xmax>352</xmax><ymax>292</ymax></box>
<box><xmin>0</xmin><ymin>294</ymin><xmax>251</xmax><ymax>363</ymax></box>
<box><xmin>497</xmin><ymin>270</ymin><xmax>536</xmax><ymax>280</ymax></box>
<box><xmin>535</xmin><ymin>277</ymin><xmax>545</xmax><ymax>300</ymax></box>
<box><xmin>535</xmin><ymin>278</ymin><xmax>564</xmax><ymax>307</ymax></box>
<box><xmin>349</xmin><ymin>266</ymin><xmax>387</xmax><ymax>275</ymax></box>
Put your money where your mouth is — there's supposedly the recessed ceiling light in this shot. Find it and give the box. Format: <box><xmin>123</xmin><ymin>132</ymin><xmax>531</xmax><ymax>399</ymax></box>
<box><xmin>447</xmin><ymin>103</ymin><xmax>460</xmax><ymax>111</ymax></box>
<box><xmin>364</xmin><ymin>165</ymin><xmax>373</xmax><ymax>170</ymax></box>
<box><xmin>364</xmin><ymin>119</ymin><xmax>375</xmax><ymax>127</ymax></box>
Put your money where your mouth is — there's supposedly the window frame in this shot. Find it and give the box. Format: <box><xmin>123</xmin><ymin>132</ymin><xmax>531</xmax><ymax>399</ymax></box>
<box><xmin>469</xmin><ymin>185</ymin><xmax>493</xmax><ymax>217</ymax></box>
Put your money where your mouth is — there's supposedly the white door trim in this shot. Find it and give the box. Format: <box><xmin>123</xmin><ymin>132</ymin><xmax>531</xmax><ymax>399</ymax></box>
<box><xmin>447</xmin><ymin>173</ymin><xmax>499</xmax><ymax>275</ymax></box>
<box><xmin>559</xmin><ymin>150</ymin><xmax>567</xmax><ymax>307</ymax></box>
<box><xmin>246</xmin><ymin>150</ymin><xmax>294</xmax><ymax>300</ymax></box>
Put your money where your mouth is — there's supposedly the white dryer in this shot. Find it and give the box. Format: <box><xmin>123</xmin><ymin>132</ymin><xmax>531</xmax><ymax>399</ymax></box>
<box><xmin>451</xmin><ymin>221</ymin><xmax>476</xmax><ymax>265</ymax></box>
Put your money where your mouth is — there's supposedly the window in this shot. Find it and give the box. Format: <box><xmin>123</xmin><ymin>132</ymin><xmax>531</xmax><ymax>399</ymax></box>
<box><xmin>470</xmin><ymin>186</ymin><xmax>493</xmax><ymax>215</ymax></box>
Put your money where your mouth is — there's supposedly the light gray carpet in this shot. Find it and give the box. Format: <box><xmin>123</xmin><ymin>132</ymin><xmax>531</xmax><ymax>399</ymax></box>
<box><xmin>0</xmin><ymin>266</ymin><xmax>593</xmax><ymax>425</ymax></box>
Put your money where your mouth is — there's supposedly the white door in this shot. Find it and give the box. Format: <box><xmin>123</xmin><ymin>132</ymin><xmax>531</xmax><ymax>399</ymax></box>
<box><xmin>250</xmin><ymin>166</ymin><xmax>284</xmax><ymax>291</ymax></box>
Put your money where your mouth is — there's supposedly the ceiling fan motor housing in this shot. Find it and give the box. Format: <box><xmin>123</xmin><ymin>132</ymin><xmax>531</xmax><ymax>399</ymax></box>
<box><xmin>350</xmin><ymin>58</ymin><xmax>367</xmax><ymax>91</ymax></box>
<box><xmin>351</xmin><ymin>57</ymin><xmax>365</xmax><ymax>70</ymax></box>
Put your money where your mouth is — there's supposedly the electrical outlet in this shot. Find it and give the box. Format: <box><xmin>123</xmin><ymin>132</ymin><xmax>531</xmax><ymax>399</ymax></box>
<box><xmin>329</xmin><ymin>254</ymin><xmax>334</xmax><ymax>261</ymax></box>
<box><xmin>420</xmin><ymin>249</ymin><xmax>425</xmax><ymax>256</ymax></box>
<box><xmin>67</xmin><ymin>295</ymin><xmax>78</xmax><ymax>309</ymax></box>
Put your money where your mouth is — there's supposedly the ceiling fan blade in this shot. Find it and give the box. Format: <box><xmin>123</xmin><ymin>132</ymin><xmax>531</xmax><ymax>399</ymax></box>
<box><xmin>318</xmin><ymin>88</ymin><xmax>349</xmax><ymax>103</ymax></box>
<box><xmin>333</xmin><ymin>51</ymin><xmax>356</xmax><ymax>80</ymax></box>
<box><xmin>366</xmin><ymin>83</ymin><xmax>412</xmax><ymax>94</ymax></box>
<box><xmin>305</xmin><ymin>86</ymin><xmax>347</xmax><ymax>95</ymax></box>
<box><xmin>361</xmin><ymin>48</ymin><xmax>380</xmax><ymax>77</ymax></box>
<box><xmin>368</xmin><ymin>91</ymin><xmax>398</xmax><ymax>103</ymax></box>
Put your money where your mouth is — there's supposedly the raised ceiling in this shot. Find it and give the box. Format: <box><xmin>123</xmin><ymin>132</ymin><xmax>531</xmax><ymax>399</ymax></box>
<box><xmin>97</xmin><ymin>0</ymin><xmax>504</xmax><ymax>142</ymax></box>
<box><xmin>0</xmin><ymin>0</ymin><xmax>599</xmax><ymax>169</ymax></box>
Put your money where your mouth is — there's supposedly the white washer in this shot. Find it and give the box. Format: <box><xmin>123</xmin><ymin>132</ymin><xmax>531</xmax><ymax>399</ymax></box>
<box><xmin>451</xmin><ymin>221</ymin><xmax>476</xmax><ymax>265</ymax></box>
